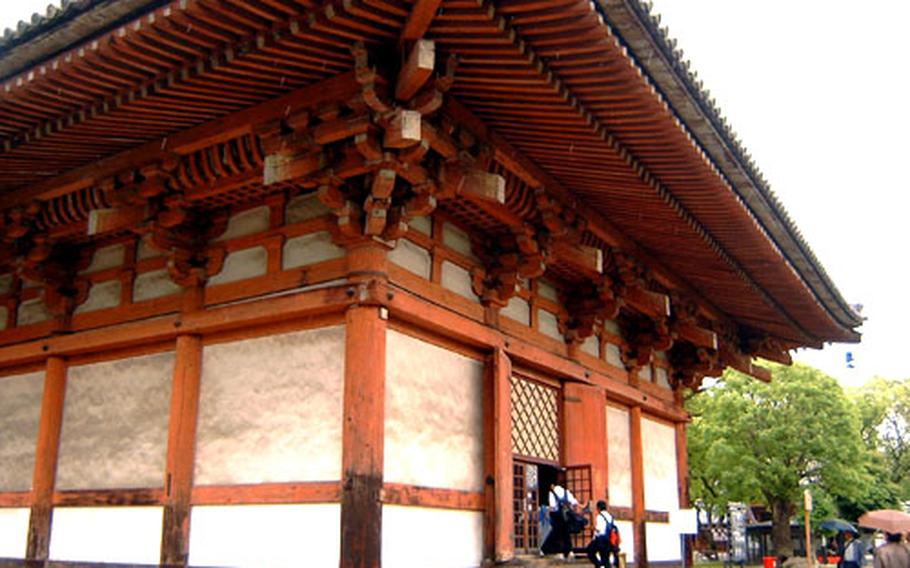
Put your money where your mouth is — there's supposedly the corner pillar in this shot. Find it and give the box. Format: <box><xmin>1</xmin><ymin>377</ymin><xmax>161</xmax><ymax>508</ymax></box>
<box><xmin>161</xmin><ymin>285</ymin><xmax>205</xmax><ymax>567</ymax></box>
<box><xmin>26</xmin><ymin>356</ymin><xmax>67</xmax><ymax>565</ymax></box>
<box><xmin>341</xmin><ymin>240</ymin><xmax>389</xmax><ymax>568</ymax></box>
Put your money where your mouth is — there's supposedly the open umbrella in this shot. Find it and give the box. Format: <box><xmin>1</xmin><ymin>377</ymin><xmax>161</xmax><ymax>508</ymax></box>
<box><xmin>820</xmin><ymin>518</ymin><xmax>857</xmax><ymax>533</ymax></box>
<box><xmin>857</xmin><ymin>510</ymin><xmax>910</xmax><ymax>534</ymax></box>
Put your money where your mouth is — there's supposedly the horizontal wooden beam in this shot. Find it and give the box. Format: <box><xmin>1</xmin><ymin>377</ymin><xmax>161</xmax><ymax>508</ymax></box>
<box><xmin>53</xmin><ymin>488</ymin><xmax>164</xmax><ymax>507</ymax></box>
<box><xmin>0</xmin><ymin>281</ymin><xmax>366</xmax><ymax>370</ymax></box>
<box><xmin>0</xmin><ymin>492</ymin><xmax>30</xmax><ymax>507</ymax></box>
<box><xmin>381</xmin><ymin>483</ymin><xmax>484</xmax><ymax>511</ymax></box>
<box><xmin>0</xmin><ymin>72</ymin><xmax>364</xmax><ymax>210</ymax></box>
<box><xmin>396</xmin><ymin>39</ymin><xmax>435</xmax><ymax>101</ymax></box>
<box><xmin>625</xmin><ymin>287</ymin><xmax>671</xmax><ymax>319</ymax></box>
<box><xmin>674</xmin><ymin>322</ymin><xmax>718</xmax><ymax>350</ymax></box>
<box><xmin>192</xmin><ymin>482</ymin><xmax>341</xmax><ymax>506</ymax></box>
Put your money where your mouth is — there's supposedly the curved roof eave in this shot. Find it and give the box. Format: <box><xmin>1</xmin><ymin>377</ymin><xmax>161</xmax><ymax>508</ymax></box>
<box><xmin>598</xmin><ymin>0</ymin><xmax>862</xmax><ymax>338</ymax></box>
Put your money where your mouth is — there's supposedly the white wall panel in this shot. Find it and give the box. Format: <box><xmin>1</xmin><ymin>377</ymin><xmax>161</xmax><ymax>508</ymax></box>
<box><xmin>0</xmin><ymin>508</ymin><xmax>29</xmax><ymax>558</ymax></box>
<box><xmin>195</xmin><ymin>327</ymin><xmax>345</xmax><ymax>485</ymax></box>
<box><xmin>441</xmin><ymin>261</ymin><xmax>479</xmax><ymax>302</ymax></box>
<box><xmin>385</xmin><ymin>331</ymin><xmax>484</xmax><ymax>492</ymax></box>
<box><xmin>133</xmin><ymin>269</ymin><xmax>182</xmax><ymax>302</ymax></box>
<box><xmin>75</xmin><ymin>280</ymin><xmax>121</xmax><ymax>314</ymax></box>
<box><xmin>0</xmin><ymin>273</ymin><xmax>11</xmax><ymax>295</ymax></box>
<box><xmin>641</xmin><ymin>417</ymin><xmax>679</xmax><ymax>512</ymax></box>
<box><xmin>442</xmin><ymin>223</ymin><xmax>475</xmax><ymax>259</ymax></box>
<box><xmin>389</xmin><ymin>239</ymin><xmax>431</xmax><ymax>279</ymax></box>
<box><xmin>538</xmin><ymin>309</ymin><xmax>562</xmax><ymax>341</ymax></box>
<box><xmin>282</xmin><ymin>231</ymin><xmax>344</xmax><ymax>269</ymax></box>
<box><xmin>80</xmin><ymin>244</ymin><xmax>125</xmax><ymax>274</ymax></box>
<box><xmin>646</xmin><ymin>522</ymin><xmax>682</xmax><ymax>561</ymax></box>
<box><xmin>607</xmin><ymin>405</ymin><xmax>632</xmax><ymax>508</ymax></box>
<box><xmin>501</xmin><ymin>296</ymin><xmax>530</xmax><ymax>326</ymax></box>
<box><xmin>207</xmin><ymin>247</ymin><xmax>268</xmax><ymax>286</ymax></box>
<box><xmin>49</xmin><ymin>507</ymin><xmax>163</xmax><ymax>564</ymax></box>
<box><xmin>218</xmin><ymin>206</ymin><xmax>270</xmax><ymax>241</ymax></box>
<box><xmin>0</xmin><ymin>372</ymin><xmax>43</xmax><ymax>492</ymax></box>
<box><xmin>189</xmin><ymin>504</ymin><xmax>340</xmax><ymax>568</ymax></box>
<box><xmin>382</xmin><ymin>506</ymin><xmax>483</xmax><ymax>568</ymax></box>
<box><xmin>615</xmin><ymin>519</ymin><xmax>635</xmax><ymax>563</ymax></box>
<box><xmin>57</xmin><ymin>352</ymin><xmax>173</xmax><ymax>490</ymax></box>
<box><xmin>17</xmin><ymin>298</ymin><xmax>51</xmax><ymax>326</ymax></box>
<box><xmin>286</xmin><ymin>193</ymin><xmax>330</xmax><ymax>224</ymax></box>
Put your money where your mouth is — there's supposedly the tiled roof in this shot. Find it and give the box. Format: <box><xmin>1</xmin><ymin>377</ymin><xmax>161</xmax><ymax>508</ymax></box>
<box><xmin>599</xmin><ymin>0</ymin><xmax>862</xmax><ymax>333</ymax></box>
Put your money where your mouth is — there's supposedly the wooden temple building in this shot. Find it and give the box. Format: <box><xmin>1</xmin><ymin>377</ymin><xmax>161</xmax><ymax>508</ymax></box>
<box><xmin>0</xmin><ymin>0</ymin><xmax>861</xmax><ymax>566</ymax></box>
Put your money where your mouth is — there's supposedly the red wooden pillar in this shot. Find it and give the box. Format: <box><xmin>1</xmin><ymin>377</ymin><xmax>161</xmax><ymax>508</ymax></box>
<box><xmin>483</xmin><ymin>347</ymin><xmax>513</xmax><ymax>562</ymax></box>
<box><xmin>26</xmin><ymin>356</ymin><xmax>67</xmax><ymax>564</ymax></box>
<box><xmin>340</xmin><ymin>241</ymin><xmax>389</xmax><ymax>568</ymax></box>
<box><xmin>161</xmin><ymin>285</ymin><xmax>204</xmax><ymax>567</ymax></box>
<box><xmin>630</xmin><ymin>405</ymin><xmax>647</xmax><ymax>568</ymax></box>
<box><xmin>563</xmin><ymin>382</ymin><xmax>608</xmax><ymax>502</ymax></box>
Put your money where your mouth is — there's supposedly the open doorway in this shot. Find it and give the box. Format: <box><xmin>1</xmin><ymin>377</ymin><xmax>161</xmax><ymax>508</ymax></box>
<box><xmin>512</xmin><ymin>460</ymin><xmax>562</xmax><ymax>555</ymax></box>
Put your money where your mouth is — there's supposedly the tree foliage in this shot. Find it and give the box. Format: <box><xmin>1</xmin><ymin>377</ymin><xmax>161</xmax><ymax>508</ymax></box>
<box><xmin>687</xmin><ymin>363</ymin><xmax>870</xmax><ymax>557</ymax></box>
<box><xmin>848</xmin><ymin>377</ymin><xmax>910</xmax><ymax>499</ymax></box>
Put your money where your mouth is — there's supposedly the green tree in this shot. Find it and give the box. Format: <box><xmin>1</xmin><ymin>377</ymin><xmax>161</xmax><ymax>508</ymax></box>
<box><xmin>687</xmin><ymin>363</ymin><xmax>868</xmax><ymax>557</ymax></box>
<box><xmin>850</xmin><ymin>378</ymin><xmax>910</xmax><ymax>498</ymax></box>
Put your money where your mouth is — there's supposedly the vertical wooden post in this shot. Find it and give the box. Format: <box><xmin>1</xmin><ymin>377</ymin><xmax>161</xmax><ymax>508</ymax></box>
<box><xmin>630</xmin><ymin>406</ymin><xmax>647</xmax><ymax>568</ymax></box>
<box><xmin>26</xmin><ymin>356</ymin><xmax>67</xmax><ymax>564</ymax></box>
<box><xmin>340</xmin><ymin>304</ymin><xmax>387</xmax><ymax>568</ymax></box>
<box><xmin>483</xmin><ymin>347</ymin><xmax>513</xmax><ymax>562</ymax></box>
<box><xmin>563</xmin><ymin>382</ymin><xmax>608</xmax><ymax>502</ymax></box>
<box><xmin>161</xmin><ymin>285</ymin><xmax>204</xmax><ymax>567</ymax></box>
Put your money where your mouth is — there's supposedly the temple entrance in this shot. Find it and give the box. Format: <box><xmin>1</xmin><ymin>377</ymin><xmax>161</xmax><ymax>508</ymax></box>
<box><xmin>512</xmin><ymin>460</ymin><xmax>562</xmax><ymax>554</ymax></box>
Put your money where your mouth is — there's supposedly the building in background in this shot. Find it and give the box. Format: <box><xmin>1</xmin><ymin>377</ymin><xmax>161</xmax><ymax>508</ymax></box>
<box><xmin>0</xmin><ymin>0</ymin><xmax>860</xmax><ymax>566</ymax></box>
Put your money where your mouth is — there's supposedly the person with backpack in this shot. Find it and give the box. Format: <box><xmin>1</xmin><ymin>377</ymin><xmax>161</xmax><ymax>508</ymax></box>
<box><xmin>540</xmin><ymin>482</ymin><xmax>579</xmax><ymax>559</ymax></box>
<box><xmin>587</xmin><ymin>500</ymin><xmax>620</xmax><ymax>568</ymax></box>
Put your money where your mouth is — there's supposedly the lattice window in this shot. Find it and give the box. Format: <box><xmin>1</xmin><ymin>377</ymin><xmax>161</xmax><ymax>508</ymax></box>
<box><xmin>511</xmin><ymin>376</ymin><xmax>559</xmax><ymax>462</ymax></box>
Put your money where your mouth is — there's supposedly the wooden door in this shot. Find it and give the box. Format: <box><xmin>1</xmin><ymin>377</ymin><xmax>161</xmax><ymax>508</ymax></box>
<box><xmin>512</xmin><ymin>461</ymin><xmax>540</xmax><ymax>554</ymax></box>
<box><xmin>565</xmin><ymin>463</ymin><xmax>594</xmax><ymax>551</ymax></box>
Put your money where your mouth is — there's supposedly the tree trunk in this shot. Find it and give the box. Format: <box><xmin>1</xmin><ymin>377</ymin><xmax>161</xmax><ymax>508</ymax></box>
<box><xmin>771</xmin><ymin>498</ymin><xmax>794</xmax><ymax>558</ymax></box>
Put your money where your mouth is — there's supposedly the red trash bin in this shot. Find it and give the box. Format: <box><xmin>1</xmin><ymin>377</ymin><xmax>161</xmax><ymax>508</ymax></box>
<box><xmin>763</xmin><ymin>556</ymin><xmax>776</xmax><ymax>568</ymax></box>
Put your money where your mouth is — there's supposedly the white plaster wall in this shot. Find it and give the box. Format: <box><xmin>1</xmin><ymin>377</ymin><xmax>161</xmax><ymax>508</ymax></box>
<box><xmin>615</xmin><ymin>519</ymin><xmax>635</xmax><ymax>563</ymax></box>
<box><xmin>17</xmin><ymin>297</ymin><xmax>51</xmax><ymax>326</ymax></box>
<box><xmin>537</xmin><ymin>279</ymin><xmax>558</xmax><ymax>302</ymax></box>
<box><xmin>137</xmin><ymin>234</ymin><xmax>162</xmax><ymax>260</ymax></box>
<box><xmin>389</xmin><ymin>239</ymin><xmax>431</xmax><ymax>279</ymax></box>
<box><xmin>385</xmin><ymin>330</ymin><xmax>484</xmax><ymax>492</ymax></box>
<box><xmin>0</xmin><ymin>306</ymin><xmax>7</xmax><ymax>331</ymax></box>
<box><xmin>441</xmin><ymin>261</ymin><xmax>479</xmax><ymax>302</ymax></box>
<box><xmin>538</xmin><ymin>309</ymin><xmax>562</xmax><ymax>341</ymax></box>
<box><xmin>641</xmin><ymin>417</ymin><xmax>679</xmax><ymax>512</ymax></box>
<box><xmin>409</xmin><ymin>215</ymin><xmax>432</xmax><ymax>236</ymax></box>
<box><xmin>133</xmin><ymin>269</ymin><xmax>182</xmax><ymax>302</ymax></box>
<box><xmin>603</xmin><ymin>319</ymin><xmax>621</xmax><ymax>335</ymax></box>
<box><xmin>501</xmin><ymin>296</ymin><xmax>530</xmax><ymax>326</ymax></box>
<box><xmin>0</xmin><ymin>508</ymin><xmax>29</xmax><ymax>558</ymax></box>
<box><xmin>645</xmin><ymin>522</ymin><xmax>682</xmax><ymax>561</ymax></box>
<box><xmin>638</xmin><ymin>365</ymin><xmax>653</xmax><ymax>382</ymax></box>
<box><xmin>207</xmin><ymin>247</ymin><xmax>268</xmax><ymax>286</ymax></box>
<box><xmin>218</xmin><ymin>206</ymin><xmax>270</xmax><ymax>241</ymax></box>
<box><xmin>443</xmin><ymin>222</ymin><xmax>475</xmax><ymax>259</ymax></box>
<box><xmin>581</xmin><ymin>335</ymin><xmax>599</xmax><ymax>357</ymax></box>
<box><xmin>81</xmin><ymin>244</ymin><xmax>125</xmax><ymax>274</ymax></box>
<box><xmin>0</xmin><ymin>371</ymin><xmax>44</xmax><ymax>492</ymax></box>
<box><xmin>56</xmin><ymin>352</ymin><xmax>174</xmax><ymax>490</ymax></box>
<box><xmin>382</xmin><ymin>506</ymin><xmax>483</xmax><ymax>568</ymax></box>
<box><xmin>605</xmin><ymin>343</ymin><xmax>624</xmax><ymax>368</ymax></box>
<box><xmin>195</xmin><ymin>327</ymin><xmax>345</xmax><ymax>485</ymax></box>
<box><xmin>286</xmin><ymin>193</ymin><xmax>330</xmax><ymax>224</ymax></box>
<box><xmin>655</xmin><ymin>367</ymin><xmax>671</xmax><ymax>389</ymax></box>
<box><xmin>75</xmin><ymin>279</ymin><xmax>121</xmax><ymax>314</ymax></box>
<box><xmin>607</xmin><ymin>405</ymin><xmax>632</xmax><ymax>508</ymax></box>
<box><xmin>189</xmin><ymin>504</ymin><xmax>340</xmax><ymax>568</ymax></box>
<box><xmin>49</xmin><ymin>507</ymin><xmax>163</xmax><ymax>565</ymax></box>
<box><xmin>283</xmin><ymin>231</ymin><xmax>344</xmax><ymax>269</ymax></box>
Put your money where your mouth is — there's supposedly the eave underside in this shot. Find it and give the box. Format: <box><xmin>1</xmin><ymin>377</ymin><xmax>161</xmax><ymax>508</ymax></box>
<box><xmin>0</xmin><ymin>0</ymin><xmax>858</xmax><ymax>347</ymax></box>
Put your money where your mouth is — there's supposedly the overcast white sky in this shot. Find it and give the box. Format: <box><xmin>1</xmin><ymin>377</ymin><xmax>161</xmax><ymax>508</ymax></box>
<box><xmin>2</xmin><ymin>2</ymin><xmax>907</xmax><ymax>385</ymax></box>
